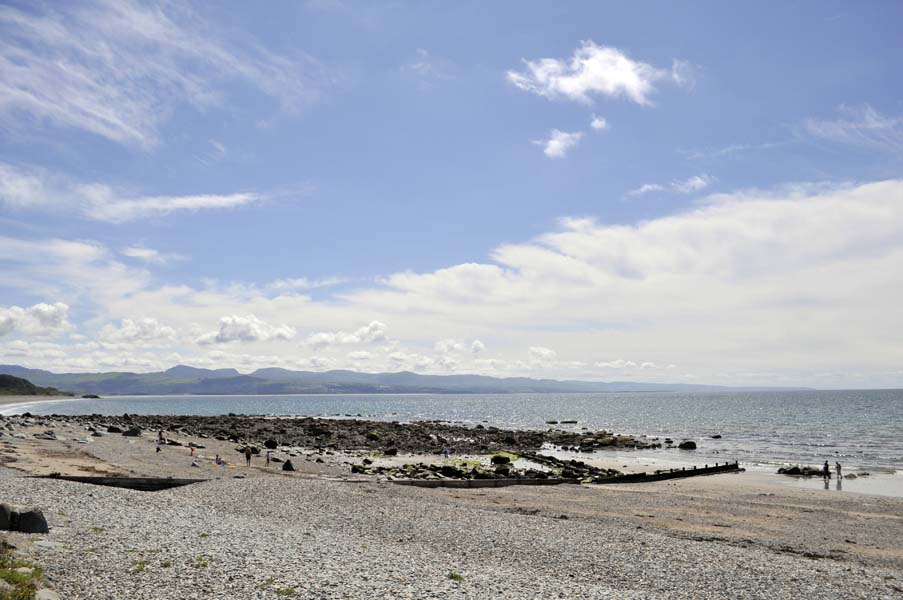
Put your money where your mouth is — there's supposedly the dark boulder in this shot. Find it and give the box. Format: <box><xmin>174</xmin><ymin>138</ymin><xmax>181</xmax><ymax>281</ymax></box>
<box><xmin>383</xmin><ymin>448</ymin><xmax>398</xmax><ymax>456</ymax></box>
<box><xmin>678</xmin><ymin>441</ymin><xmax>697</xmax><ymax>450</ymax></box>
<box><xmin>0</xmin><ymin>503</ymin><xmax>11</xmax><ymax>530</ymax></box>
<box><xmin>264</xmin><ymin>439</ymin><xmax>278</xmax><ymax>450</ymax></box>
<box><xmin>490</xmin><ymin>454</ymin><xmax>511</xmax><ymax>465</ymax></box>
<box><xmin>440</xmin><ymin>465</ymin><xmax>464</xmax><ymax>478</ymax></box>
<box><xmin>281</xmin><ymin>460</ymin><xmax>295</xmax><ymax>472</ymax></box>
<box><xmin>16</xmin><ymin>509</ymin><xmax>49</xmax><ymax>534</ymax></box>
<box><xmin>122</xmin><ymin>427</ymin><xmax>141</xmax><ymax>437</ymax></box>
<box><xmin>107</xmin><ymin>426</ymin><xmax>122</xmax><ymax>433</ymax></box>
<box><xmin>710</xmin><ymin>434</ymin><xmax>722</xmax><ymax>439</ymax></box>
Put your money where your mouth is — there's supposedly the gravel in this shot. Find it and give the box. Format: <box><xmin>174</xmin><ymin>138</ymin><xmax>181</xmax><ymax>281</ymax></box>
<box><xmin>3</xmin><ymin>471</ymin><xmax>902</xmax><ymax>599</ymax></box>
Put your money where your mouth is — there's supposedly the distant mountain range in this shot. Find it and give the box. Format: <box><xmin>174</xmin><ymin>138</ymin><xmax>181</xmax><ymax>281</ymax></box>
<box><xmin>0</xmin><ymin>364</ymin><xmax>812</xmax><ymax>396</ymax></box>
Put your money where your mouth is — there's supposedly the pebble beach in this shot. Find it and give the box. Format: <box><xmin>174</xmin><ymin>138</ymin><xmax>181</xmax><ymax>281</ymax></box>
<box><xmin>2</xmin><ymin>409</ymin><xmax>903</xmax><ymax>599</ymax></box>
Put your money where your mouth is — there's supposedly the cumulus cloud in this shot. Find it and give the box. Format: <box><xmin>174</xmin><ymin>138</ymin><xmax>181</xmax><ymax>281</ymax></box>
<box><xmin>507</xmin><ymin>41</ymin><xmax>682</xmax><ymax>106</ymax></box>
<box><xmin>596</xmin><ymin>359</ymin><xmax>638</xmax><ymax>369</ymax></box>
<box><xmin>0</xmin><ymin>302</ymin><xmax>70</xmax><ymax>337</ymax></box>
<box><xmin>627</xmin><ymin>174</ymin><xmax>714</xmax><ymax>197</ymax></box>
<box><xmin>590</xmin><ymin>114</ymin><xmax>609</xmax><ymax>130</ymax></box>
<box><xmin>99</xmin><ymin>318</ymin><xmax>176</xmax><ymax>343</ymax></box>
<box><xmin>197</xmin><ymin>315</ymin><xmax>296</xmax><ymax>344</ymax></box>
<box><xmin>0</xmin><ymin>0</ymin><xmax>326</xmax><ymax>148</ymax></box>
<box><xmin>534</xmin><ymin>129</ymin><xmax>583</xmax><ymax>158</ymax></box>
<box><xmin>0</xmin><ymin>162</ymin><xmax>262</xmax><ymax>223</ymax></box>
<box><xmin>470</xmin><ymin>340</ymin><xmax>485</xmax><ymax>354</ymax></box>
<box><xmin>303</xmin><ymin>321</ymin><xmax>388</xmax><ymax>349</ymax></box>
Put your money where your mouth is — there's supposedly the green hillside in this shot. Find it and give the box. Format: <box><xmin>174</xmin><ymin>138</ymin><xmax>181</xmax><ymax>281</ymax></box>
<box><xmin>0</xmin><ymin>374</ymin><xmax>72</xmax><ymax>396</ymax></box>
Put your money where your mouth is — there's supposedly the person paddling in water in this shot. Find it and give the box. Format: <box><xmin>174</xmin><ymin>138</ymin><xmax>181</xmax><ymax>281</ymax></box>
<box><xmin>835</xmin><ymin>461</ymin><xmax>842</xmax><ymax>480</ymax></box>
<box><xmin>822</xmin><ymin>460</ymin><xmax>831</xmax><ymax>480</ymax></box>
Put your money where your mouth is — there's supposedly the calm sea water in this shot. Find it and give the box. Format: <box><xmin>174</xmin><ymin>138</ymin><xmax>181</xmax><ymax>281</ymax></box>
<box><xmin>4</xmin><ymin>389</ymin><xmax>902</xmax><ymax>472</ymax></box>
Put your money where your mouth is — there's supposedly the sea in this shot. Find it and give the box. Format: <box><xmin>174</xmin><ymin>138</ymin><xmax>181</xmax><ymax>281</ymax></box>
<box><xmin>3</xmin><ymin>388</ymin><xmax>902</xmax><ymax>475</ymax></box>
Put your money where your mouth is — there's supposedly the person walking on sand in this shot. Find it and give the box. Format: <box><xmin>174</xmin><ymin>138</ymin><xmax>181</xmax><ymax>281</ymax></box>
<box><xmin>822</xmin><ymin>460</ymin><xmax>831</xmax><ymax>480</ymax></box>
<box><xmin>244</xmin><ymin>447</ymin><xmax>252</xmax><ymax>467</ymax></box>
<box><xmin>265</xmin><ymin>450</ymin><xmax>271</xmax><ymax>467</ymax></box>
<box><xmin>835</xmin><ymin>461</ymin><xmax>842</xmax><ymax>480</ymax></box>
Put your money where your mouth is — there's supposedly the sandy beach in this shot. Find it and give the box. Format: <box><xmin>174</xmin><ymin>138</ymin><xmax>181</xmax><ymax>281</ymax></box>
<box><xmin>2</xmin><ymin>412</ymin><xmax>903</xmax><ymax>599</ymax></box>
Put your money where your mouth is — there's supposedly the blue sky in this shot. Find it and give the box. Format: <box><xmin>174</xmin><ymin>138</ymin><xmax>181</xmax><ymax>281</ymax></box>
<box><xmin>1</xmin><ymin>0</ymin><xmax>902</xmax><ymax>388</ymax></box>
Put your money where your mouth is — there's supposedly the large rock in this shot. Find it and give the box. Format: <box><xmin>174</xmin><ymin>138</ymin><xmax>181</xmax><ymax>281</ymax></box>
<box><xmin>490</xmin><ymin>454</ymin><xmax>511</xmax><ymax>465</ymax></box>
<box><xmin>281</xmin><ymin>460</ymin><xmax>295</xmax><ymax>471</ymax></box>
<box><xmin>0</xmin><ymin>503</ymin><xmax>11</xmax><ymax>530</ymax></box>
<box><xmin>264</xmin><ymin>439</ymin><xmax>278</xmax><ymax>450</ymax></box>
<box><xmin>122</xmin><ymin>427</ymin><xmax>142</xmax><ymax>437</ymax></box>
<box><xmin>16</xmin><ymin>508</ymin><xmax>49</xmax><ymax>533</ymax></box>
<box><xmin>106</xmin><ymin>425</ymin><xmax>122</xmax><ymax>433</ymax></box>
<box><xmin>678</xmin><ymin>440</ymin><xmax>697</xmax><ymax>450</ymax></box>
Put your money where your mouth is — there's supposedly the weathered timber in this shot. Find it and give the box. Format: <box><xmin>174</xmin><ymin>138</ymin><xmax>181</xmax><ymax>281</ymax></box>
<box><xmin>31</xmin><ymin>474</ymin><xmax>207</xmax><ymax>492</ymax></box>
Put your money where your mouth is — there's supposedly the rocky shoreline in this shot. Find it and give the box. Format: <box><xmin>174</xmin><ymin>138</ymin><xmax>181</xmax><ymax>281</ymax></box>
<box><xmin>4</xmin><ymin>412</ymin><xmax>665</xmax><ymax>456</ymax></box>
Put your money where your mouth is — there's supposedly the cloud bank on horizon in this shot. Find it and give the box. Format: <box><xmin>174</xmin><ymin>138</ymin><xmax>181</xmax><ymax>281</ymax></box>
<box><xmin>1</xmin><ymin>1</ymin><xmax>902</xmax><ymax>389</ymax></box>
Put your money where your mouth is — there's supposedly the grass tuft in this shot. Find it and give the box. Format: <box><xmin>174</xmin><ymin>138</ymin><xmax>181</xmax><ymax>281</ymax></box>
<box><xmin>447</xmin><ymin>572</ymin><xmax>464</xmax><ymax>582</ymax></box>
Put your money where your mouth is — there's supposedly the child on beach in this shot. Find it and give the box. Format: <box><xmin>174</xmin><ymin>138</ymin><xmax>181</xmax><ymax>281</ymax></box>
<box><xmin>835</xmin><ymin>462</ymin><xmax>842</xmax><ymax>479</ymax></box>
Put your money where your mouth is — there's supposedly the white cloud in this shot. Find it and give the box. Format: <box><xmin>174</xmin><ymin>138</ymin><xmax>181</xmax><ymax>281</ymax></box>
<box><xmin>528</xmin><ymin>346</ymin><xmax>557</xmax><ymax>361</ymax></box>
<box><xmin>0</xmin><ymin>1</ymin><xmax>325</xmax><ymax>148</ymax></box>
<box><xmin>627</xmin><ymin>174</ymin><xmax>714</xmax><ymax>197</ymax></box>
<box><xmin>0</xmin><ymin>162</ymin><xmax>262</xmax><ymax>222</ymax></box>
<box><xmin>6</xmin><ymin>180</ymin><xmax>903</xmax><ymax>387</ymax></box>
<box><xmin>197</xmin><ymin>315</ymin><xmax>296</xmax><ymax>344</ymax></box>
<box><xmin>267</xmin><ymin>277</ymin><xmax>346</xmax><ymax>292</ymax></box>
<box><xmin>534</xmin><ymin>129</ymin><xmax>583</xmax><ymax>159</ymax></box>
<box><xmin>596</xmin><ymin>359</ymin><xmax>638</xmax><ymax>369</ymax></box>
<box><xmin>121</xmin><ymin>245</ymin><xmax>184</xmax><ymax>265</ymax></box>
<box><xmin>303</xmin><ymin>321</ymin><xmax>388</xmax><ymax>349</ymax></box>
<box><xmin>99</xmin><ymin>318</ymin><xmax>176</xmax><ymax>344</ymax></box>
<box><xmin>507</xmin><ymin>41</ymin><xmax>681</xmax><ymax>106</ymax></box>
<box><xmin>434</xmin><ymin>339</ymin><xmax>465</xmax><ymax>354</ymax></box>
<box><xmin>470</xmin><ymin>340</ymin><xmax>485</xmax><ymax>354</ymax></box>
<box><xmin>803</xmin><ymin>104</ymin><xmax>903</xmax><ymax>153</ymax></box>
<box><xmin>0</xmin><ymin>302</ymin><xmax>71</xmax><ymax>337</ymax></box>
<box><xmin>590</xmin><ymin>114</ymin><xmax>608</xmax><ymax>130</ymax></box>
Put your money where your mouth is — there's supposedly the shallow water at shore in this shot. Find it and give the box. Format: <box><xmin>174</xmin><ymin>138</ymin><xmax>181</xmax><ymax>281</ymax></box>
<box><xmin>3</xmin><ymin>389</ymin><xmax>901</xmax><ymax>474</ymax></box>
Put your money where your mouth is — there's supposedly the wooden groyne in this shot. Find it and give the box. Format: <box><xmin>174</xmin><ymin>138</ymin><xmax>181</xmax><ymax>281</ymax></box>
<box><xmin>32</xmin><ymin>474</ymin><xmax>207</xmax><ymax>492</ymax></box>
<box><xmin>593</xmin><ymin>461</ymin><xmax>741</xmax><ymax>485</ymax></box>
<box><xmin>393</xmin><ymin>461</ymin><xmax>741</xmax><ymax>489</ymax></box>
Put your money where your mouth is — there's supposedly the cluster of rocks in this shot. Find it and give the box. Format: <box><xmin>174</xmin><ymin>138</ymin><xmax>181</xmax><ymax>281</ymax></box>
<box><xmin>777</xmin><ymin>465</ymin><xmax>871</xmax><ymax>479</ymax></box>
<box><xmin>0</xmin><ymin>503</ymin><xmax>49</xmax><ymax>534</ymax></box>
<box><xmin>2</xmin><ymin>413</ymin><xmax>663</xmax><ymax>456</ymax></box>
<box><xmin>350</xmin><ymin>452</ymin><xmax>622</xmax><ymax>483</ymax></box>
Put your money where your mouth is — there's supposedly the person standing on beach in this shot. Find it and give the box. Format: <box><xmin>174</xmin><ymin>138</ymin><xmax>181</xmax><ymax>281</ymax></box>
<box><xmin>265</xmin><ymin>450</ymin><xmax>271</xmax><ymax>467</ymax></box>
<box><xmin>835</xmin><ymin>461</ymin><xmax>842</xmax><ymax>479</ymax></box>
<box><xmin>244</xmin><ymin>447</ymin><xmax>252</xmax><ymax>467</ymax></box>
<box><xmin>822</xmin><ymin>460</ymin><xmax>831</xmax><ymax>480</ymax></box>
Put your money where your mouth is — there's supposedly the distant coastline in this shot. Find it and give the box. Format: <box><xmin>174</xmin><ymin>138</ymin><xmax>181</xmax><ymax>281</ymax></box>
<box><xmin>0</xmin><ymin>363</ymin><xmax>813</xmax><ymax>397</ymax></box>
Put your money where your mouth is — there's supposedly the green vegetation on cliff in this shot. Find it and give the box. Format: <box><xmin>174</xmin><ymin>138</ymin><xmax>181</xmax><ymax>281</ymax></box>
<box><xmin>0</xmin><ymin>374</ymin><xmax>71</xmax><ymax>396</ymax></box>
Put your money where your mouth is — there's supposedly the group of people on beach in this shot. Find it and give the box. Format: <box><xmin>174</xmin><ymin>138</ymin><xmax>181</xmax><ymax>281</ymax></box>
<box><xmin>823</xmin><ymin>460</ymin><xmax>842</xmax><ymax>480</ymax></box>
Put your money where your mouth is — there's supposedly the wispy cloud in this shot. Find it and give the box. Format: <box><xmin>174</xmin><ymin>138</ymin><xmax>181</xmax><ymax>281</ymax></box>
<box><xmin>0</xmin><ymin>162</ymin><xmax>261</xmax><ymax>223</ymax></box>
<box><xmin>0</xmin><ymin>0</ymin><xmax>327</xmax><ymax>148</ymax></box>
<box><xmin>681</xmin><ymin>141</ymin><xmax>786</xmax><ymax>160</ymax></box>
<box><xmin>627</xmin><ymin>174</ymin><xmax>715</xmax><ymax>197</ymax></box>
<box><xmin>121</xmin><ymin>245</ymin><xmax>184</xmax><ymax>265</ymax></box>
<box><xmin>507</xmin><ymin>41</ymin><xmax>687</xmax><ymax>106</ymax></box>
<box><xmin>533</xmin><ymin>129</ymin><xmax>583</xmax><ymax>159</ymax></box>
<box><xmin>803</xmin><ymin>104</ymin><xmax>903</xmax><ymax>153</ymax></box>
